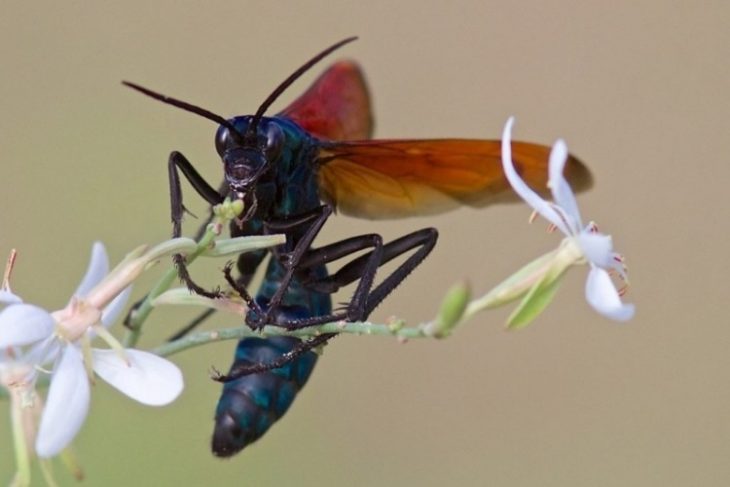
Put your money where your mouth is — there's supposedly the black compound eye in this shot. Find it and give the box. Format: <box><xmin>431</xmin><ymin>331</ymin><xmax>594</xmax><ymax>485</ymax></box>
<box><xmin>215</xmin><ymin>126</ymin><xmax>230</xmax><ymax>156</ymax></box>
<box><xmin>263</xmin><ymin>123</ymin><xmax>284</xmax><ymax>160</ymax></box>
<box><xmin>215</xmin><ymin>117</ymin><xmax>250</xmax><ymax>156</ymax></box>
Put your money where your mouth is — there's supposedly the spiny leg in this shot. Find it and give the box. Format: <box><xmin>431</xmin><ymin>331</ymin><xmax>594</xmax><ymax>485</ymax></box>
<box><xmin>213</xmin><ymin>264</ymin><xmax>336</xmax><ymax>381</ymax></box>
<box><xmin>244</xmin><ymin>205</ymin><xmax>336</xmax><ymax>330</ymax></box>
<box><xmin>164</xmin><ymin>206</ymin><xmax>219</xmax><ymax>340</ymax></box>
<box><xmin>168</xmin><ymin>151</ymin><xmax>224</xmax><ymax>237</ymax></box>
<box><xmin>168</xmin><ymin>151</ymin><xmax>227</xmax><ymax>298</ymax></box>
<box><xmin>340</xmin><ymin>227</ymin><xmax>438</xmax><ymax>316</ymax></box>
<box><xmin>283</xmin><ymin>227</ymin><xmax>438</xmax><ymax>329</ymax></box>
<box><xmin>217</xmin><ymin>228</ymin><xmax>437</xmax><ymax>381</ymax></box>
<box><xmin>167</xmin><ymin>308</ymin><xmax>216</xmax><ymax>341</ymax></box>
<box><xmin>212</xmin><ymin>333</ymin><xmax>336</xmax><ymax>383</ymax></box>
<box><xmin>229</xmin><ymin>227</ymin><xmax>437</xmax><ymax>328</ymax></box>
<box><xmin>125</xmin><ymin>151</ymin><xmax>224</xmax><ymax>330</ymax></box>
<box><xmin>167</xmin><ymin>247</ymin><xmax>266</xmax><ymax>341</ymax></box>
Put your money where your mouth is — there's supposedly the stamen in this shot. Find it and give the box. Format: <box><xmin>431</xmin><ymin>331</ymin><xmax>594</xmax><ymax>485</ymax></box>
<box><xmin>81</xmin><ymin>334</ymin><xmax>95</xmax><ymax>383</ymax></box>
<box><xmin>34</xmin><ymin>363</ymin><xmax>53</xmax><ymax>375</ymax></box>
<box><xmin>528</xmin><ymin>210</ymin><xmax>539</xmax><ymax>224</ymax></box>
<box><xmin>606</xmin><ymin>266</ymin><xmax>630</xmax><ymax>296</ymax></box>
<box><xmin>2</xmin><ymin>248</ymin><xmax>17</xmax><ymax>291</ymax></box>
<box><xmin>93</xmin><ymin>325</ymin><xmax>130</xmax><ymax>366</ymax></box>
<box><xmin>611</xmin><ymin>254</ymin><xmax>629</xmax><ymax>278</ymax></box>
<box><xmin>546</xmin><ymin>223</ymin><xmax>557</xmax><ymax>233</ymax></box>
<box><xmin>549</xmin><ymin>203</ymin><xmax>575</xmax><ymax>234</ymax></box>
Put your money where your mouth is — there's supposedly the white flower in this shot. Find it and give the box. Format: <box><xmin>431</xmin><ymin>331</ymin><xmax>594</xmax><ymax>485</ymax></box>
<box><xmin>469</xmin><ymin>118</ymin><xmax>634</xmax><ymax>328</ymax></box>
<box><xmin>0</xmin><ymin>242</ymin><xmax>184</xmax><ymax>458</ymax></box>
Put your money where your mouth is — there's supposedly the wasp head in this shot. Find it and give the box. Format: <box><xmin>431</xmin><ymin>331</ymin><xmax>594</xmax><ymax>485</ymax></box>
<box><xmin>214</xmin><ymin>116</ymin><xmax>284</xmax><ymax>197</ymax></box>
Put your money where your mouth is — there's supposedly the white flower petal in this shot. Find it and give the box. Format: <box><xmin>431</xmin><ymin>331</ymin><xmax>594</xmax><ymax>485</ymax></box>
<box><xmin>0</xmin><ymin>290</ymin><xmax>22</xmax><ymax>304</ymax></box>
<box><xmin>101</xmin><ymin>285</ymin><xmax>132</xmax><ymax>328</ymax></box>
<box><xmin>501</xmin><ymin>118</ymin><xmax>571</xmax><ymax>235</ymax></box>
<box><xmin>585</xmin><ymin>267</ymin><xmax>635</xmax><ymax>321</ymax></box>
<box><xmin>36</xmin><ymin>346</ymin><xmax>90</xmax><ymax>457</ymax></box>
<box><xmin>73</xmin><ymin>242</ymin><xmax>109</xmax><ymax>298</ymax></box>
<box><xmin>92</xmin><ymin>349</ymin><xmax>183</xmax><ymax>406</ymax></box>
<box><xmin>26</xmin><ymin>336</ymin><xmax>62</xmax><ymax>368</ymax></box>
<box><xmin>577</xmin><ymin>232</ymin><xmax>614</xmax><ymax>268</ymax></box>
<box><xmin>0</xmin><ymin>304</ymin><xmax>54</xmax><ymax>347</ymax></box>
<box><xmin>548</xmin><ymin>139</ymin><xmax>582</xmax><ymax>232</ymax></box>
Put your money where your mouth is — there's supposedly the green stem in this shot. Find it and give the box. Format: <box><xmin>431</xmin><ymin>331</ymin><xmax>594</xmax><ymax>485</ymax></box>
<box><xmin>10</xmin><ymin>392</ymin><xmax>31</xmax><ymax>487</ymax></box>
<box><xmin>122</xmin><ymin>225</ymin><xmax>219</xmax><ymax>348</ymax></box>
<box><xmin>152</xmin><ymin>319</ymin><xmax>434</xmax><ymax>357</ymax></box>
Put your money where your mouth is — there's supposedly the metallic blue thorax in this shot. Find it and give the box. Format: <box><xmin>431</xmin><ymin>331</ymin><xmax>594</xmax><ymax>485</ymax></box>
<box><xmin>227</xmin><ymin>115</ymin><xmax>331</xmax><ymax>316</ymax></box>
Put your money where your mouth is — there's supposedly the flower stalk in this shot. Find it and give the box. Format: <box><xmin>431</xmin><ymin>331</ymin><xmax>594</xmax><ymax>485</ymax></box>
<box><xmin>122</xmin><ymin>197</ymin><xmax>284</xmax><ymax>348</ymax></box>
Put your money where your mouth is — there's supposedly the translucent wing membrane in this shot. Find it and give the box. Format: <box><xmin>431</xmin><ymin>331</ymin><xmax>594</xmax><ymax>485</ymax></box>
<box><xmin>279</xmin><ymin>60</ymin><xmax>373</xmax><ymax>141</ymax></box>
<box><xmin>317</xmin><ymin>139</ymin><xmax>592</xmax><ymax>219</ymax></box>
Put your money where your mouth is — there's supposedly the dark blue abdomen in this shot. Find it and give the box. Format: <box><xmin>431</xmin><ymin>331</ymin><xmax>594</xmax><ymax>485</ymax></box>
<box><xmin>211</xmin><ymin>336</ymin><xmax>318</xmax><ymax>456</ymax></box>
<box><xmin>211</xmin><ymin>263</ymin><xmax>331</xmax><ymax>456</ymax></box>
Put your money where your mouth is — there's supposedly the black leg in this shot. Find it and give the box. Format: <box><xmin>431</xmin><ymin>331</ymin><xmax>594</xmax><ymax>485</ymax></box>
<box><xmin>211</xmin><ymin>333</ymin><xmax>337</xmax><ymax>382</ymax></box>
<box><xmin>168</xmin><ymin>151</ymin><xmax>227</xmax><ymax>297</ymax></box>
<box><xmin>169</xmin><ymin>225</ymin><xmax>268</xmax><ymax>341</ymax></box>
<box><xmin>244</xmin><ymin>205</ymin><xmax>335</xmax><ymax>329</ymax></box>
<box><xmin>168</xmin><ymin>151</ymin><xmax>224</xmax><ymax>237</ymax></box>
<box><xmin>288</xmin><ymin>228</ymin><xmax>438</xmax><ymax>328</ymax></box>
<box><xmin>126</xmin><ymin>152</ymin><xmax>226</xmax><ymax>331</ymax></box>
<box><xmin>167</xmin><ymin>308</ymin><xmax>217</xmax><ymax>341</ymax></box>
<box><xmin>344</xmin><ymin>228</ymin><xmax>438</xmax><ymax>316</ymax></box>
<box><xmin>216</xmin><ymin>228</ymin><xmax>438</xmax><ymax>381</ymax></box>
<box><xmin>300</xmin><ymin>233</ymin><xmax>385</xmax><ymax>322</ymax></box>
<box><xmin>236</xmin><ymin>227</ymin><xmax>437</xmax><ymax>331</ymax></box>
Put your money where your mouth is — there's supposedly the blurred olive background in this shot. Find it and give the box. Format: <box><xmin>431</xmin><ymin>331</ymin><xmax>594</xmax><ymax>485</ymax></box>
<box><xmin>1</xmin><ymin>1</ymin><xmax>728</xmax><ymax>486</ymax></box>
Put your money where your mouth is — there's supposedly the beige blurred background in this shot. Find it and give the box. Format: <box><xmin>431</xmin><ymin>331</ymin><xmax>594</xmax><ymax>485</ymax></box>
<box><xmin>0</xmin><ymin>1</ymin><xmax>728</xmax><ymax>486</ymax></box>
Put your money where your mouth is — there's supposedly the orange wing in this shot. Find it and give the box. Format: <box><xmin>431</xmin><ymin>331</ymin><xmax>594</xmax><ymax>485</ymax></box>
<box><xmin>317</xmin><ymin>139</ymin><xmax>592</xmax><ymax>219</ymax></box>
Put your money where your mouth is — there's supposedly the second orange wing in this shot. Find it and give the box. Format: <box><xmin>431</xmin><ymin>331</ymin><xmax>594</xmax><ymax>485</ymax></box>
<box><xmin>317</xmin><ymin>139</ymin><xmax>592</xmax><ymax>219</ymax></box>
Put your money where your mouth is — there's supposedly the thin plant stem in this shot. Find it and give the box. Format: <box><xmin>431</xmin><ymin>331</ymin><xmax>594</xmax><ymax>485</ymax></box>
<box><xmin>152</xmin><ymin>318</ymin><xmax>437</xmax><ymax>358</ymax></box>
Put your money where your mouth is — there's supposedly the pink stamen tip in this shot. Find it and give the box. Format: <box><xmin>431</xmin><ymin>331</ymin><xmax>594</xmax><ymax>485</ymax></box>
<box><xmin>618</xmin><ymin>284</ymin><xmax>629</xmax><ymax>297</ymax></box>
<box><xmin>546</xmin><ymin>224</ymin><xmax>557</xmax><ymax>233</ymax></box>
<box><xmin>528</xmin><ymin>211</ymin><xmax>538</xmax><ymax>224</ymax></box>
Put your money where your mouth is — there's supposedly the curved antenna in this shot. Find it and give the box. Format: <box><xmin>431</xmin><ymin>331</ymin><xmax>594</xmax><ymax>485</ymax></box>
<box><xmin>122</xmin><ymin>37</ymin><xmax>357</xmax><ymax>145</ymax></box>
<box><xmin>247</xmin><ymin>36</ymin><xmax>358</xmax><ymax>140</ymax></box>
<box><xmin>121</xmin><ymin>81</ymin><xmax>245</xmax><ymax>142</ymax></box>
